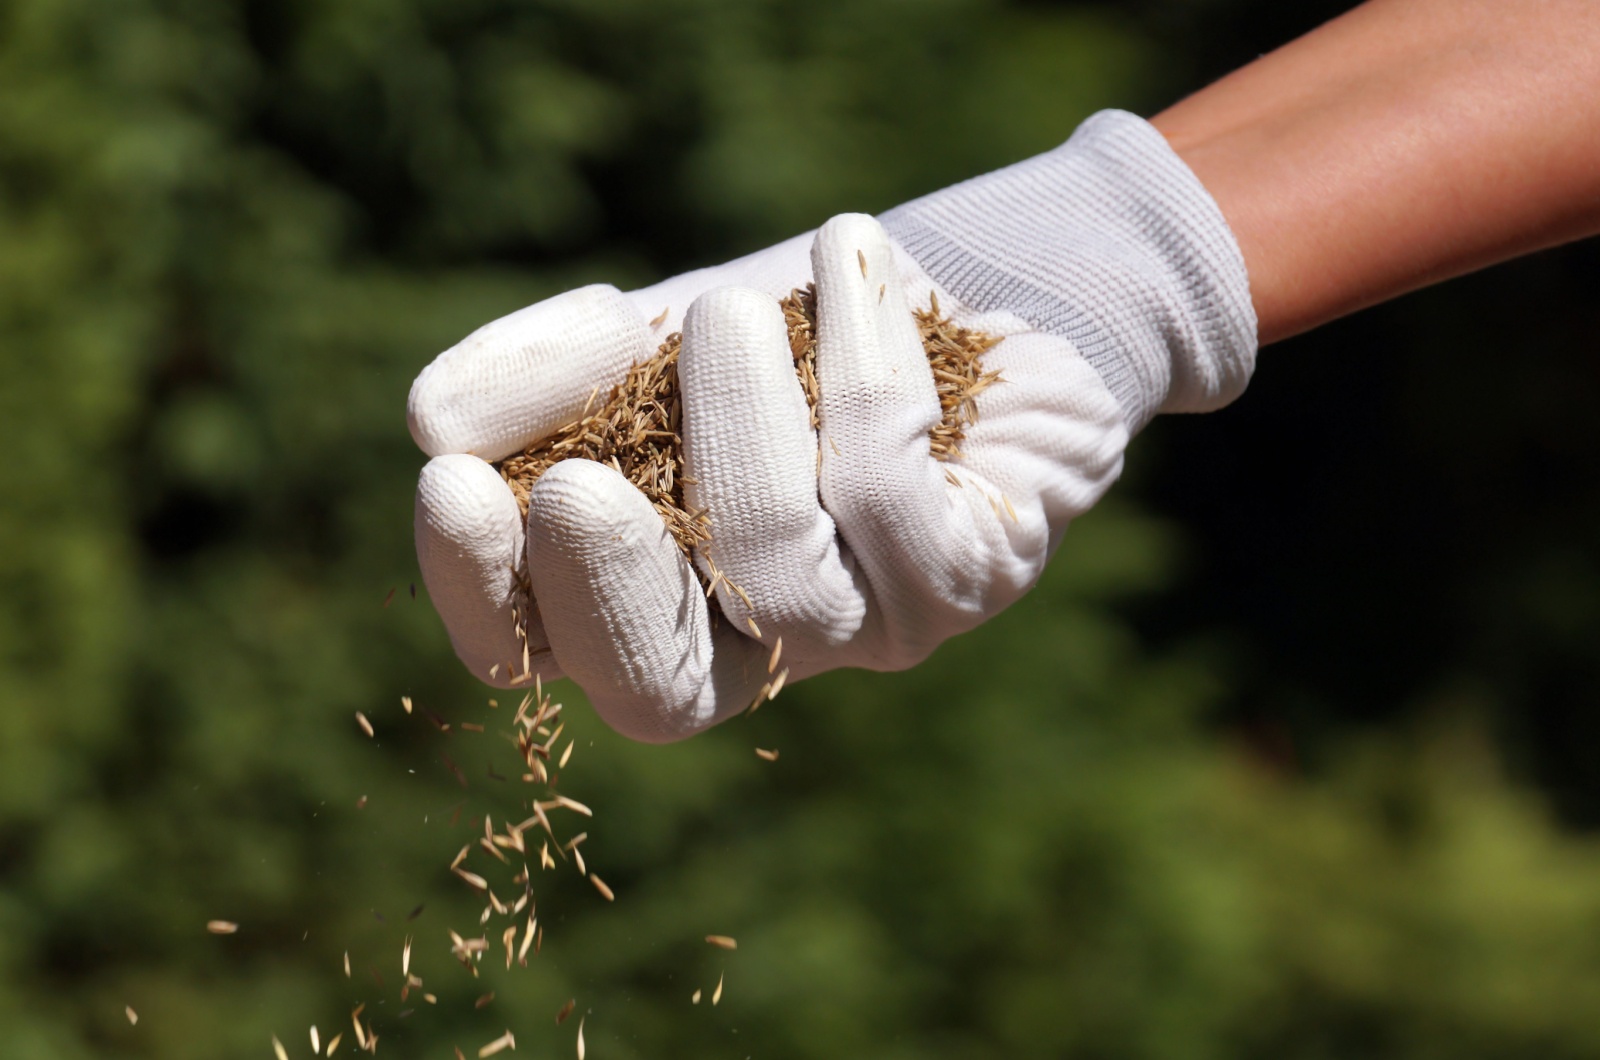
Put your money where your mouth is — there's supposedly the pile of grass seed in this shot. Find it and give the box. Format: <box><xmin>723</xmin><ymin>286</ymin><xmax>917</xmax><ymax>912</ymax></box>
<box><xmin>495</xmin><ymin>286</ymin><xmax>1000</xmax><ymax>610</ymax></box>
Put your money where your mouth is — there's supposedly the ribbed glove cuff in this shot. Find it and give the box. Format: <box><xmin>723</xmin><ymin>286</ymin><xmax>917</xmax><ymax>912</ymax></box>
<box><xmin>880</xmin><ymin>109</ymin><xmax>1257</xmax><ymax>433</ymax></box>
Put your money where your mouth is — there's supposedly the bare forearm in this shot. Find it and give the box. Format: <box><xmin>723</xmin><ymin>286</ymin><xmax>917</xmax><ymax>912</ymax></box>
<box><xmin>1152</xmin><ymin>0</ymin><xmax>1600</xmax><ymax>345</ymax></box>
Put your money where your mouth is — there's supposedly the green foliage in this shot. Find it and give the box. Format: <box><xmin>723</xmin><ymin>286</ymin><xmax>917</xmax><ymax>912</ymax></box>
<box><xmin>2</xmin><ymin>1</ymin><xmax>1598</xmax><ymax>1057</ymax></box>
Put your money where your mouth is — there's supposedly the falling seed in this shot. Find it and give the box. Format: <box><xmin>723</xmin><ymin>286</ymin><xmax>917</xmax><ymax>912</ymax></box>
<box><xmin>649</xmin><ymin>306</ymin><xmax>670</xmax><ymax>329</ymax></box>
<box><xmin>518</xmin><ymin>916</ymin><xmax>536</xmax><ymax>964</ymax></box>
<box><xmin>326</xmin><ymin>1031</ymin><xmax>343</xmax><ymax>1055</ymax></box>
<box><xmin>706</xmin><ymin>935</ymin><xmax>738</xmax><ymax>950</ymax></box>
<box><xmin>1002</xmin><ymin>494</ymin><xmax>1018</xmax><ymax>522</ymax></box>
<box><xmin>206</xmin><ymin>920</ymin><xmax>238</xmax><ymax>935</ymax></box>
<box><xmin>559</xmin><ymin>740</ymin><xmax>574</xmax><ymax>769</ymax></box>
<box><xmin>383</xmin><ymin>587</ymin><xmax>396</xmax><ymax>608</ymax></box>
<box><xmin>577</xmin><ymin>1016</ymin><xmax>586</xmax><ymax>1060</ymax></box>
<box><xmin>311</xmin><ymin>1026</ymin><xmax>321</xmax><ymax>1053</ymax></box>
<box><xmin>857</xmin><ymin>249</ymin><xmax>867</xmax><ymax>276</ymax></box>
<box><xmin>407</xmin><ymin>904</ymin><xmax>425</xmax><ymax>921</ymax></box>
<box><xmin>489</xmin><ymin>664</ymin><xmax>500</xmax><ymax>680</ymax></box>
<box><xmin>756</xmin><ymin>747</ymin><xmax>779</xmax><ymax>762</ymax></box>
<box><xmin>712</xmin><ymin>971</ymin><xmax>724</xmax><ymax>1005</ymax></box>
<box><xmin>351</xmin><ymin>1005</ymin><xmax>368</xmax><ymax>1049</ymax></box>
<box><xmin>272</xmin><ymin>1036</ymin><xmax>289</xmax><ymax>1060</ymax></box>
<box><xmin>691</xmin><ymin>989</ymin><xmax>702</xmax><ymax>1005</ymax></box>
<box><xmin>402</xmin><ymin>935</ymin><xmax>412</xmax><ymax>976</ymax></box>
<box><xmin>556</xmin><ymin>998</ymin><xmax>575</xmax><ymax>1024</ymax></box>
<box><xmin>461</xmin><ymin>722</ymin><xmax>484</xmax><ymax>733</ymax></box>
<box><xmin>455</xmin><ymin>867</ymin><xmax>489</xmax><ymax>891</ymax></box>
<box><xmin>768</xmin><ymin>668</ymin><xmax>788</xmax><ymax>699</ymax></box>
<box><xmin>768</xmin><ymin>636</ymin><xmax>783</xmax><ymax>674</ymax></box>
<box><xmin>356</xmin><ymin>795</ymin><xmax>368</xmax><ymax>809</ymax></box>
<box><xmin>553</xmin><ymin>795</ymin><xmax>592</xmax><ymax>817</ymax></box>
<box><xmin>478</xmin><ymin>1030</ymin><xmax>516</xmax><ymax>1057</ymax></box>
<box><xmin>401</xmin><ymin>696</ymin><xmax>413</xmax><ymax>714</ymax></box>
<box><xmin>343</xmin><ymin>951</ymin><xmax>351</xmax><ymax>977</ymax></box>
<box><xmin>356</xmin><ymin>712</ymin><xmax>374</xmax><ymax>738</ymax></box>
<box><xmin>410</xmin><ymin>582</ymin><xmax>417</xmax><ymax>599</ymax></box>
<box><xmin>455</xmin><ymin>1049</ymin><xmax>466</xmax><ymax>1060</ymax></box>
<box><xmin>879</xmin><ymin>283</ymin><xmax>886</xmax><ymax>303</ymax></box>
<box><xmin>125</xmin><ymin>1005</ymin><xmax>137</xmax><ymax>1025</ymax></box>
<box><xmin>475</xmin><ymin>992</ymin><xmax>495</xmax><ymax>1010</ymax></box>
<box><xmin>589</xmin><ymin>873</ymin><xmax>614</xmax><ymax>901</ymax></box>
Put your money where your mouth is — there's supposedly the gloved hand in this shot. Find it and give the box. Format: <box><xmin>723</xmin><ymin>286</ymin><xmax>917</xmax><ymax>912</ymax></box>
<box><xmin>408</xmin><ymin>110</ymin><xmax>1257</xmax><ymax>743</ymax></box>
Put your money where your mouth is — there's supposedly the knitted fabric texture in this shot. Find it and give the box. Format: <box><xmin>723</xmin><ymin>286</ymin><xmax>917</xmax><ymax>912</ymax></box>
<box><xmin>881</xmin><ymin>109</ymin><xmax>1257</xmax><ymax>434</ymax></box>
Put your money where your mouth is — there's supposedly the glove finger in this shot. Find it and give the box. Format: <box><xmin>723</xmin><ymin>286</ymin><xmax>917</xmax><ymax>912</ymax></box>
<box><xmin>415</xmin><ymin>454</ymin><xmax>560</xmax><ymax>688</ymax></box>
<box><xmin>679</xmin><ymin>285</ymin><xmax>869</xmax><ymax>667</ymax></box>
<box><xmin>525</xmin><ymin>458</ymin><xmax>767</xmax><ymax>743</ymax></box>
<box><xmin>812</xmin><ymin>213</ymin><xmax>1013</xmax><ymax>662</ymax></box>
<box><xmin>945</xmin><ymin>322</ymin><xmax>1127</xmax><ymax>549</ymax></box>
<box><xmin>408</xmin><ymin>284</ymin><xmax>652</xmax><ymax>462</ymax></box>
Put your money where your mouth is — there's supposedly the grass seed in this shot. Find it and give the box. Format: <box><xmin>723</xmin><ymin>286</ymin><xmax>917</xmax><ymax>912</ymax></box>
<box><xmin>495</xmin><ymin>287</ymin><xmax>998</xmax><ymax>628</ymax></box>
<box><xmin>478</xmin><ymin>1031</ymin><xmax>516</xmax><ymax>1058</ymax></box>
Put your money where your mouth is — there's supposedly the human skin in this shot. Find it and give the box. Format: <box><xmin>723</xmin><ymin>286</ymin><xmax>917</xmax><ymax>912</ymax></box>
<box><xmin>1150</xmin><ymin>0</ymin><xmax>1600</xmax><ymax>345</ymax></box>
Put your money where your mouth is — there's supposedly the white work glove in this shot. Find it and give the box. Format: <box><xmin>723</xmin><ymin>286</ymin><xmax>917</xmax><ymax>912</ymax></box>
<box><xmin>408</xmin><ymin>110</ymin><xmax>1257</xmax><ymax>743</ymax></box>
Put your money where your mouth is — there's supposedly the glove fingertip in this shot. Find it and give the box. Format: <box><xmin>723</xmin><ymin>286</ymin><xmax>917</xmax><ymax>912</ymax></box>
<box><xmin>408</xmin><ymin>284</ymin><xmax>651</xmax><ymax>460</ymax></box>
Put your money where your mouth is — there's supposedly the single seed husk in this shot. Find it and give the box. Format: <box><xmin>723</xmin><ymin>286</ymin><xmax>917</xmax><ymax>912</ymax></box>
<box><xmin>495</xmin><ymin>286</ymin><xmax>1000</xmax><ymax>619</ymax></box>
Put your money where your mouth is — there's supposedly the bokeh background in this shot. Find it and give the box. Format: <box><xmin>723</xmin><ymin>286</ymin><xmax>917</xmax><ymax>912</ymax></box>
<box><xmin>4</xmin><ymin>0</ymin><xmax>1599</xmax><ymax>1057</ymax></box>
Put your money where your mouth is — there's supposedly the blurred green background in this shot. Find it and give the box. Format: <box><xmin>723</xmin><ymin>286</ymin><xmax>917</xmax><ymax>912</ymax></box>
<box><xmin>3</xmin><ymin>0</ymin><xmax>1599</xmax><ymax>1057</ymax></box>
